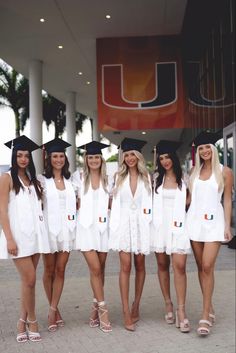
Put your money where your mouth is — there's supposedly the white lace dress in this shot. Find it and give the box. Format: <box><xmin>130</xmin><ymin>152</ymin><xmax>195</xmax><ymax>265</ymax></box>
<box><xmin>109</xmin><ymin>177</ymin><xmax>151</xmax><ymax>255</ymax></box>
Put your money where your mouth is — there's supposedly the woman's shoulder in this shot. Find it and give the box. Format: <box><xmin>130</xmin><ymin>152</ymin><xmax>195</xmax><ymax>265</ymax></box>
<box><xmin>0</xmin><ymin>172</ymin><xmax>12</xmax><ymax>191</ymax></box>
<box><xmin>222</xmin><ymin>165</ymin><xmax>234</xmax><ymax>179</ymax></box>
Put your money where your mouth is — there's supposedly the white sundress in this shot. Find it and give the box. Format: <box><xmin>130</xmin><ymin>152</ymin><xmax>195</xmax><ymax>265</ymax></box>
<box><xmin>151</xmin><ymin>188</ymin><xmax>191</xmax><ymax>255</ymax></box>
<box><xmin>186</xmin><ymin>171</ymin><xmax>225</xmax><ymax>242</ymax></box>
<box><xmin>75</xmin><ymin>188</ymin><xmax>109</xmax><ymax>252</ymax></box>
<box><xmin>0</xmin><ymin>174</ymin><xmax>50</xmax><ymax>259</ymax></box>
<box><xmin>40</xmin><ymin>176</ymin><xmax>76</xmax><ymax>253</ymax></box>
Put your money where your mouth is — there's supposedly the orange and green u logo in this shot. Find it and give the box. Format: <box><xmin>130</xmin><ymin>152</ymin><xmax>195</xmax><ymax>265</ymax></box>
<box><xmin>204</xmin><ymin>214</ymin><xmax>214</xmax><ymax>220</ymax></box>
<box><xmin>99</xmin><ymin>217</ymin><xmax>107</xmax><ymax>223</ymax></box>
<box><xmin>68</xmin><ymin>215</ymin><xmax>75</xmax><ymax>221</ymax></box>
<box><xmin>143</xmin><ymin>208</ymin><xmax>151</xmax><ymax>214</ymax></box>
<box><xmin>174</xmin><ymin>221</ymin><xmax>182</xmax><ymax>228</ymax></box>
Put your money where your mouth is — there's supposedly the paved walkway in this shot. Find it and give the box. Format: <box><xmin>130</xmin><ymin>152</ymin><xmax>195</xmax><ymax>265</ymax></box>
<box><xmin>0</xmin><ymin>245</ymin><xmax>235</xmax><ymax>353</ymax></box>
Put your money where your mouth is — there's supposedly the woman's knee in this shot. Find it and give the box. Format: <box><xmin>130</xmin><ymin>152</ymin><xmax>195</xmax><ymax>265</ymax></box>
<box><xmin>23</xmin><ymin>273</ymin><xmax>36</xmax><ymax>289</ymax></box>
<box><xmin>202</xmin><ymin>262</ymin><xmax>214</xmax><ymax>275</ymax></box>
<box><xmin>121</xmin><ymin>262</ymin><xmax>131</xmax><ymax>274</ymax></box>
<box><xmin>172</xmin><ymin>263</ymin><xmax>186</xmax><ymax>276</ymax></box>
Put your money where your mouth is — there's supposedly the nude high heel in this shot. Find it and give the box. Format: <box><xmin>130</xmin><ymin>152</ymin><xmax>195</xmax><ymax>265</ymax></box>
<box><xmin>98</xmin><ymin>301</ymin><xmax>112</xmax><ymax>333</ymax></box>
<box><xmin>175</xmin><ymin>304</ymin><xmax>190</xmax><ymax>333</ymax></box>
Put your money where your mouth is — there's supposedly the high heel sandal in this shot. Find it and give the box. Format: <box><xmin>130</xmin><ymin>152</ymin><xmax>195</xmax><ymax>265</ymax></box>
<box><xmin>131</xmin><ymin>302</ymin><xmax>140</xmax><ymax>323</ymax></box>
<box><xmin>197</xmin><ymin>319</ymin><xmax>211</xmax><ymax>336</ymax></box>
<box><xmin>89</xmin><ymin>298</ymin><xmax>100</xmax><ymax>328</ymax></box>
<box><xmin>16</xmin><ymin>318</ymin><xmax>28</xmax><ymax>343</ymax></box>
<box><xmin>48</xmin><ymin>306</ymin><xmax>57</xmax><ymax>332</ymax></box>
<box><xmin>165</xmin><ymin>299</ymin><xmax>175</xmax><ymax>324</ymax></box>
<box><xmin>209</xmin><ymin>312</ymin><xmax>216</xmax><ymax>326</ymax></box>
<box><xmin>56</xmin><ymin>308</ymin><xmax>65</xmax><ymax>327</ymax></box>
<box><xmin>27</xmin><ymin>319</ymin><xmax>42</xmax><ymax>342</ymax></box>
<box><xmin>98</xmin><ymin>301</ymin><xmax>112</xmax><ymax>333</ymax></box>
<box><xmin>175</xmin><ymin>304</ymin><xmax>190</xmax><ymax>333</ymax></box>
<box><xmin>123</xmin><ymin>311</ymin><xmax>135</xmax><ymax>331</ymax></box>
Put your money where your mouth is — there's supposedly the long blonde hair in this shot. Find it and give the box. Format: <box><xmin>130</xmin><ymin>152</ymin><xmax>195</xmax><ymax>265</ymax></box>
<box><xmin>189</xmin><ymin>144</ymin><xmax>224</xmax><ymax>193</ymax></box>
<box><xmin>82</xmin><ymin>153</ymin><xmax>108</xmax><ymax>194</ymax></box>
<box><xmin>113</xmin><ymin>150</ymin><xmax>151</xmax><ymax>195</ymax></box>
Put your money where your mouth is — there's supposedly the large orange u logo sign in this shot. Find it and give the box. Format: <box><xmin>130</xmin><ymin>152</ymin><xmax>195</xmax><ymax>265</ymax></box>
<box><xmin>102</xmin><ymin>62</ymin><xmax>177</xmax><ymax>109</ymax></box>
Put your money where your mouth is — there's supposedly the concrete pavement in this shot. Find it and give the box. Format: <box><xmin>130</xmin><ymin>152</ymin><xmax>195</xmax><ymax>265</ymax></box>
<box><xmin>0</xmin><ymin>245</ymin><xmax>235</xmax><ymax>353</ymax></box>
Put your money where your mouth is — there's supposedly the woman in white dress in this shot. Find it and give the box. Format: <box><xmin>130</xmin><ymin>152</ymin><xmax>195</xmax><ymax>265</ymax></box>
<box><xmin>109</xmin><ymin>137</ymin><xmax>152</xmax><ymax>331</ymax></box>
<box><xmin>186</xmin><ymin>131</ymin><xmax>233</xmax><ymax>336</ymax></box>
<box><xmin>0</xmin><ymin>135</ymin><xmax>50</xmax><ymax>343</ymax></box>
<box><xmin>72</xmin><ymin>141</ymin><xmax>112</xmax><ymax>333</ymax></box>
<box><xmin>39</xmin><ymin>138</ymin><xmax>76</xmax><ymax>332</ymax></box>
<box><xmin>151</xmin><ymin>140</ymin><xmax>191</xmax><ymax>333</ymax></box>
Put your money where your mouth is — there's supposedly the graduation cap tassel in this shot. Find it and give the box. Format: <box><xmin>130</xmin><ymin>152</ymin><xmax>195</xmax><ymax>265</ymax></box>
<box><xmin>191</xmin><ymin>142</ymin><xmax>195</xmax><ymax>167</ymax></box>
<box><xmin>42</xmin><ymin>144</ymin><xmax>46</xmax><ymax>171</ymax></box>
<box><xmin>153</xmin><ymin>146</ymin><xmax>157</xmax><ymax>171</ymax></box>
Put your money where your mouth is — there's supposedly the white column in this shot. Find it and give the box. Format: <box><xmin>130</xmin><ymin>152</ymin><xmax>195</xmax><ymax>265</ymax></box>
<box><xmin>66</xmin><ymin>91</ymin><xmax>76</xmax><ymax>172</ymax></box>
<box><xmin>29</xmin><ymin>60</ymin><xmax>43</xmax><ymax>173</ymax></box>
<box><xmin>92</xmin><ymin>111</ymin><xmax>99</xmax><ymax>141</ymax></box>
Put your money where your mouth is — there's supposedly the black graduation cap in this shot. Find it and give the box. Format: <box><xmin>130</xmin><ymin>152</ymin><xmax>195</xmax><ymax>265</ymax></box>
<box><xmin>42</xmin><ymin>138</ymin><xmax>71</xmax><ymax>153</ymax></box>
<box><xmin>119</xmin><ymin>137</ymin><xmax>147</xmax><ymax>152</ymax></box>
<box><xmin>78</xmin><ymin>141</ymin><xmax>110</xmax><ymax>155</ymax></box>
<box><xmin>192</xmin><ymin>131</ymin><xmax>222</xmax><ymax>148</ymax></box>
<box><xmin>4</xmin><ymin>135</ymin><xmax>39</xmax><ymax>152</ymax></box>
<box><xmin>155</xmin><ymin>140</ymin><xmax>182</xmax><ymax>155</ymax></box>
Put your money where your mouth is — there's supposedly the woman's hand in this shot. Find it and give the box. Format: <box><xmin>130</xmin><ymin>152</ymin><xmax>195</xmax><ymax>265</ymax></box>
<box><xmin>7</xmin><ymin>238</ymin><xmax>18</xmax><ymax>256</ymax></box>
<box><xmin>224</xmin><ymin>226</ymin><xmax>232</xmax><ymax>242</ymax></box>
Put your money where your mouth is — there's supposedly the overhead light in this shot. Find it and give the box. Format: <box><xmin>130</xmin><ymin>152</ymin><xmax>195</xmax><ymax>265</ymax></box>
<box><xmin>141</xmin><ymin>131</ymin><xmax>146</xmax><ymax>135</ymax></box>
<box><xmin>105</xmin><ymin>14</ymin><xmax>111</xmax><ymax>19</ymax></box>
<box><xmin>40</xmin><ymin>18</ymin><xmax>45</xmax><ymax>22</ymax></box>
<box><xmin>78</xmin><ymin>72</ymin><xmax>83</xmax><ymax>75</ymax></box>
<box><xmin>86</xmin><ymin>81</ymin><xmax>91</xmax><ymax>85</ymax></box>
<box><xmin>58</xmin><ymin>45</ymin><xmax>63</xmax><ymax>49</ymax></box>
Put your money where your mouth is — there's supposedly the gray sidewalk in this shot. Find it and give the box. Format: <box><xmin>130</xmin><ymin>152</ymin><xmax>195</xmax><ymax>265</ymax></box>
<box><xmin>0</xmin><ymin>246</ymin><xmax>235</xmax><ymax>353</ymax></box>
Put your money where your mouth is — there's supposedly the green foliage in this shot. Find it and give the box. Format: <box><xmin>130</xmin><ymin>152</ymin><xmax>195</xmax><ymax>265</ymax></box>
<box><xmin>0</xmin><ymin>63</ymin><xmax>29</xmax><ymax>136</ymax></box>
<box><xmin>106</xmin><ymin>154</ymin><xmax>118</xmax><ymax>162</ymax></box>
<box><xmin>0</xmin><ymin>62</ymin><xmax>88</xmax><ymax>138</ymax></box>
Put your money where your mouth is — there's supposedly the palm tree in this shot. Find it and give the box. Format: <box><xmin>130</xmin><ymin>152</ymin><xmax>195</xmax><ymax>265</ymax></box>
<box><xmin>0</xmin><ymin>63</ymin><xmax>29</xmax><ymax>137</ymax></box>
<box><xmin>0</xmin><ymin>61</ymin><xmax>88</xmax><ymax>138</ymax></box>
<box><xmin>43</xmin><ymin>93</ymin><xmax>88</xmax><ymax>138</ymax></box>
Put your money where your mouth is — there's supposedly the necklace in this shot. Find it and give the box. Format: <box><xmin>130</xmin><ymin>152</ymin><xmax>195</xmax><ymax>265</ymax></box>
<box><xmin>55</xmin><ymin>178</ymin><xmax>61</xmax><ymax>183</ymax></box>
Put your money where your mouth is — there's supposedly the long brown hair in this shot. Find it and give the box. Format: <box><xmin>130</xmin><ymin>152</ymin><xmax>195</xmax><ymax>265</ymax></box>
<box><xmin>43</xmin><ymin>152</ymin><xmax>71</xmax><ymax>179</ymax></box>
<box><xmin>10</xmin><ymin>149</ymin><xmax>43</xmax><ymax>200</ymax></box>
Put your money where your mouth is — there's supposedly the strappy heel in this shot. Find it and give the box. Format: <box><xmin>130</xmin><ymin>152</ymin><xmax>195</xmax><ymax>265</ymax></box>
<box><xmin>197</xmin><ymin>319</ymin><xmax>211</xmax><ymax>336</ymax></box>
<box><xmin>131</xmin><ymin>302</ymin><xmax>140</xmax><ymax>323</ymax></box>
<box><xmin>165</xmin><ymin>299</ymin><xmax>175</xmax><ymax>324</ymax></box>
<box><xmin>209</xmin><ymin>312</ymin><xmax>216</xmax><ymax>326</ymax></box>
<box><xmin>175</xmin><ymin>304</ymin><xmax>190</xmax><ymax>333</ymax></box>
<box><xmin>98</xmin><ymin>301</ymin><xmax>112</xmax><ymax>333</ymax></box>
<box><xmin>48</xmin><ymin>306</ymin><xmax>57</xmax><ymax>332</ymax></box>
<box><xmin>89</xmin><ymin>298</ymin><xmax>100</xmax><ymax>328</ymax></box>
<box><xmin>56</xmin><ymin>307</ymin><xmax>65</xmax><ymax>327</ymax></box>
<box><xmin>27</xmin><ymin>319</ymin><xmax>42</xmax><ymax>342</ymax></box>
<box><xmin>16</xmin><ymin>318</ymin><xmax>28</xmax><ymax>343</ymax></box>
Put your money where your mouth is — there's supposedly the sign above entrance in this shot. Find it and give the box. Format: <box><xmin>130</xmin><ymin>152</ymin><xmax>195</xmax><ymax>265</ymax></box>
<box><xmin>96</xmin><ymin>36</ymin><xmax>185</xmax><ymax>131</ymax></box>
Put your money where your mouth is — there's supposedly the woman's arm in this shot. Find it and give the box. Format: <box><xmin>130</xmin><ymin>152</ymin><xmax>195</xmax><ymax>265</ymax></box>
<box><xmin>0</xmin><ymin>173</ymin><xmax>18</xmax><ymax>255</ymax></box>
<box><xmin>223</xmin><ymin>166</ymin><xmax>234</xmax><ymax>241</ymax></box>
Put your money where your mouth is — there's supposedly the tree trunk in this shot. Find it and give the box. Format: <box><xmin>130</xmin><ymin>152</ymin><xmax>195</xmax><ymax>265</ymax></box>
<box><xmin>14</xmin><ymin>111</ymin><xmax>20</xmax><ymax>137</ymax></box>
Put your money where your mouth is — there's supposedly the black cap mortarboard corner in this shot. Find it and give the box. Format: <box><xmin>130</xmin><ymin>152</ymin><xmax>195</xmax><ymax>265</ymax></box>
<box><xmin>192</xmin><ymin>131</ymin><xmax>222</xmax><ymax>148</ymax></box>
<box><xmin>42</xmin><ymin>138</ymin><xmax>71</xmax><ymax>153</ymax></box>
<box><xmin>119</xmin><ymin>137</ymin><xmax>147</xmax><ymax>152</ymax></box>
<box><xmin>4</xmin><ymin>135</ymin><xmax>39</xmax><ymax>152</ymax></box>
<box><xmin>156</xmin><ymin>140</ymin><xmax>182</xmax><ymax>155</ymax></box>
<box><xmin>78</xmin><ymin>141</ymin><xmax>110</xmax><ymax>155</ymax></box>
